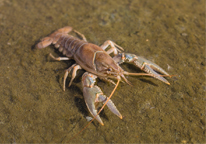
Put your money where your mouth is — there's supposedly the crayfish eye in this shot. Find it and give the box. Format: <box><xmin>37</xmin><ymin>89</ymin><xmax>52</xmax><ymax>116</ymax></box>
<box><xmin>108</xmin><ymin>68</ymin><xmax>112</xmax><ymax>71</ymax></box>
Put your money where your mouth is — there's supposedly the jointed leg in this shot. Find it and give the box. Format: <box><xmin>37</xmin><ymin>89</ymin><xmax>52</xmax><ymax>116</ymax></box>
<box><xmin>49</xmin><ymin>53</ymin><xmax>82</xmax><ymax>90</ymax></box>
<box><xmin>49</xmin><ymin>53</ymin><xmax>70</xmax><ymax>61</ymax></box>
<box><xmin>73</xmin><ymin>30</ymin><xmax>87</xmax><ymax>42</ymax></box>
<box><xmin>100</xmin><ymin>40</ymin><xmax>124</xmax><ymax>55</ymax></box>
<box><xmin>68</xmin><ymin>65</ymin><xmax>81</xmax><ymax>87</ymax></box>
<box><xmin>63</xmin><ymin>64</ymin><xmax>82</xmax><ymax>91</ymax></box>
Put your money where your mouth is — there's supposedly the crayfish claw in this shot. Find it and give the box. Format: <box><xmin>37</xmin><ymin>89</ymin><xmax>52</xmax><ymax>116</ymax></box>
<box><xmin>113</xmin><ymin>53</ymin><xmax>170</xmax><ymax>85</ymax></box>
<box><xmin>136</xmin><ymin>56</ymin><xmax>170</xmax><ymax>76</ymax></box>
<box><xmin>134</xmin><ymin>56</ymin><xmax>170</xmax><ymax>85</ymax></box>
<box><xmin>144</xmin><ymin>65</ymin><xmax>170</xmax><ymax>85</ymax></box>
<box><xmin>82</xmin><ymin>72</ymin><xmax>122</xmax><ymax>125</ymax></box>
<box><xmin>98</xmin><ymin>95</ymin><xmax>122</xmax><ymax>119</ymax></box>
<box><xmin>82</xmin><ymin>72</ymin><xmax>104</xmax><ymax>125</ymax></box>
<box><xmin>83</xmin><ymin>86</ymin><xmax>105</xmax><ymax>125</ymax></box>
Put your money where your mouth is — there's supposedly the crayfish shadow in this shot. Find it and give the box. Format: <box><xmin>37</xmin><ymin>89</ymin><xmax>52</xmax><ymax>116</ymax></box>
<box><xmin>138</xmin><ymin>78</ymin><xmax>158</xmax><ymax>86</ymax></box>
<box><xmin>122</xmin><ymin>63</ymin><xmax>143</xmax><ymax>73</ymax></box>
<box><xmin>31</xmin><ymin>43</ymin><xmax>37</xmax><ymax>50</ymax></box>
<box><xmin>74</xmin><ymin>96</ymin><xmax>89</xmax><ymax>116</ymax></box>
<box><xmin>66</xmin><ymin>85</ymin><xmax>89</xmax><ymax>118</ymax></box>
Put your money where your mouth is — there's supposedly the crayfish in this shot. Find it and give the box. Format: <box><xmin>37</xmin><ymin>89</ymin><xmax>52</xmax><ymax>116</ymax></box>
<box><xmin>36</xmin><ymin>26</ymin><xmax>170</xmax><ymax>126</ymax></box>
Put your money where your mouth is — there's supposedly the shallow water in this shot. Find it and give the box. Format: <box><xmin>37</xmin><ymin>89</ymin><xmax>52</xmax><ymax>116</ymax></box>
<box><xmin>0</xmin><ymin>0</ymin><xmax>205</xmax><ymax>143</ymax></box>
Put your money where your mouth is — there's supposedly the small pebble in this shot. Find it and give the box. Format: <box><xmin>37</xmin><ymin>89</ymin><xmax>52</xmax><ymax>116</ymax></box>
<box><xmin>86</xmin><ymin>116</ymin><xmax>93</xmax><ymax>121</ymax></box>
<box><xmin>181</xmin><ymin>33</ymin><xmax>188</xmax><ymax>36</ymax></box>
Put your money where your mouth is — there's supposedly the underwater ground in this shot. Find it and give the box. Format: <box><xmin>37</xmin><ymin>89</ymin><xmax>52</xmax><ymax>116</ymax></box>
<box><xmin>0</xmin><ymin>0</ymin><xmax>205</xmax><ymax>143</ymax></box>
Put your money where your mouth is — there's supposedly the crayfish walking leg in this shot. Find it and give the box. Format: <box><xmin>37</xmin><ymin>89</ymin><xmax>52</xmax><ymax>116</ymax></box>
<box><xmin>49</xmin><ymin>53</ymin><xmax>82</xmax><ymax>91</ymax></box>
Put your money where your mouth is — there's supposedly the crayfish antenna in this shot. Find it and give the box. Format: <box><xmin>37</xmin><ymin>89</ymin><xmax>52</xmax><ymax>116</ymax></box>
<box><xmin>123</xmin><ymin>71</ymin><xmax>155</xmax><ymax>77</ymax></box>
